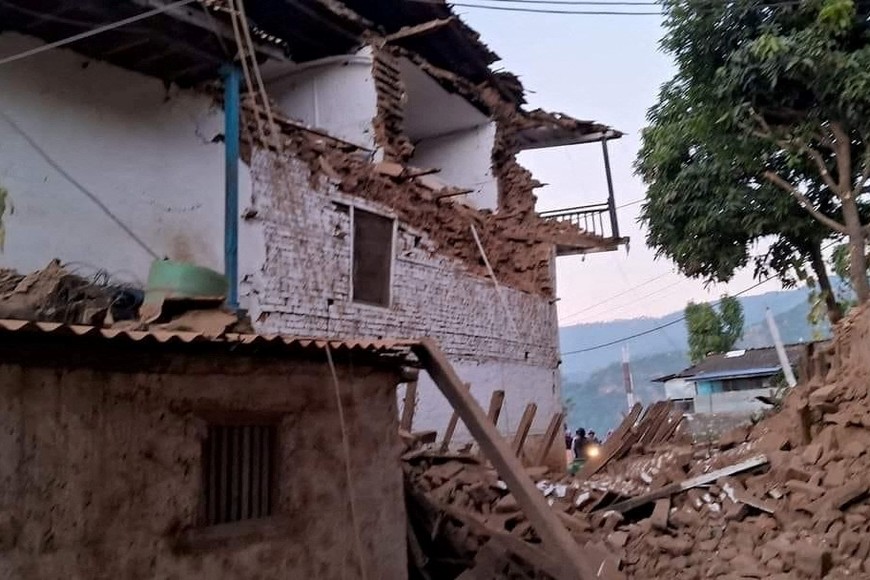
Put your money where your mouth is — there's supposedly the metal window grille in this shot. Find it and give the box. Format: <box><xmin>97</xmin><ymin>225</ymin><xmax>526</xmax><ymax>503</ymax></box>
<box><xmin>202</xmin><ymin>424</ymin><xmax>276</xmax><ymax>526</ymax></box>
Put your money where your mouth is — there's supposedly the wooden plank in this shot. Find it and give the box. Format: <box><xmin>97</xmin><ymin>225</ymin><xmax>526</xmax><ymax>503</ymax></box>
<box><xmin>400</xmin><ymin>380</ymin><xmax>418</xmax><ymax>432</ymax></box>
<box><xmin>534</xmin><ymin>412</ymin><xmax>564</xmax><ymax>467</ymax></box>
<box><xmin>487</xmin><ymin>390</ymin><xmax>505</xmax><ymax>427</ymax></box>
<box><xmin>511</xmin><ymin>403</ymin><xmax>538</xmax><ymax>457</ymax></box>
<box><xmin>576</xmin><ymin>403</ymin><xmax>642</xmax><ymax>480</ymax></box>
<box><xmin>600</xmin><ymin>454</ymin><xmax>770</xmax><ymax>514</ymax></box>
<box><xmin>439</xmin><ymin>382</ymin><xmax>469</xmax><ymax>452</ymax></box>
<box><xmin>412</xmin><ymin>339</ymin><xmax>599</xmax><ymax>580</ymax></box>
<box><xmin>440</xmin><ymin>412</ymin><xmax>460</xmax><ymax>452</ymax></box>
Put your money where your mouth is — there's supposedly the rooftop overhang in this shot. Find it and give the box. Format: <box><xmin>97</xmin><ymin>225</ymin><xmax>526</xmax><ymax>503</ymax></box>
<box><xmin>0</xmin><ymin>0</ymin><xmax>299</xmax><ymax>86</ymax></box>
<box><xmin>514</xmin><ymin>109</ymin><xmax>622</xmax><ymax>152</ymax></box>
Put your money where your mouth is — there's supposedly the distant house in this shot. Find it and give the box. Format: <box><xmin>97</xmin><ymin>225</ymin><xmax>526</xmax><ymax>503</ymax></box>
<box><xmin>654</xmin><ymin>344</ymin><xmax>811</xmax><ymax>417</ymax></box>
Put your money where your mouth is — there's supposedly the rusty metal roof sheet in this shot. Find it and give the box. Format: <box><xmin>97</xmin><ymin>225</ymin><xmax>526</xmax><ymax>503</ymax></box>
<box><xmin>0</xmin><ymin>318</ymin><xmax>412</xmax><ymax>357</ymax></box>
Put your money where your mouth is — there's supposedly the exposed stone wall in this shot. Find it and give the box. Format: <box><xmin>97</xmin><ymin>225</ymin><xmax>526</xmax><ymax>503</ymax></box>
<box><xmin>0</xmin><ymin>347</ymin><xmax>405</xmax><ymax>580</ymax></box>
<box><xmin>242</xmin><ymin>149</ymin><xmax>562</xmax><ymax>436</ymax></box>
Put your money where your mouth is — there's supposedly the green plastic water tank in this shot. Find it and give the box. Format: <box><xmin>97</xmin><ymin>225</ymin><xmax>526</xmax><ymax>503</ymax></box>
<box><xmin>144</xmin><ymin>259</ymin><xmax>228</xmax><ymax>303</ymax></box>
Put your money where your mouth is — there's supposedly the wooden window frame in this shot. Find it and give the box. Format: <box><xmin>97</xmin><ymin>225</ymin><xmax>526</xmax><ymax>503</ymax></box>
<box><xmin>349</xmin><ymin>205</ymin><xmax>397</xmax><ymax>308</ymax></box>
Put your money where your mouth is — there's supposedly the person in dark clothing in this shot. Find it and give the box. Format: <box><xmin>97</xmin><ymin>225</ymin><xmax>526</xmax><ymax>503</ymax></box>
<box><xmin>571</xmin><ymin>428</ymin><xmax>587</xmax><ymax>459</ymax></box>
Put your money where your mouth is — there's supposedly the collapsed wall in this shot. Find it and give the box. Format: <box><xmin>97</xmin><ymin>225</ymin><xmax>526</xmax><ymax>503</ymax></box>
<box><xmin>592</xmin><ymin>302</ymin><xmax>870</xmax><ymax>579</ymax></box>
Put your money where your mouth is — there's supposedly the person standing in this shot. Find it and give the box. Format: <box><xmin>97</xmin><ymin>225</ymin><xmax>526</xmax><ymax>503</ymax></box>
<box><xmin>571</xmin><ymin>428</ymin><xmax>587</xmax><ymax>459</ymax></box>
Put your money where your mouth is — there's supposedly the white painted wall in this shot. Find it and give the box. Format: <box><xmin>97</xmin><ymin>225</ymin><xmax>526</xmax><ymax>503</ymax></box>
<box><xmin>264</xmin><ymin>52</ymin><xmax>377</xmax><ymax>150</ymax></box>
<box><xmin>663</xmin><ymin>377</ymin><xmax>695</xmax><ymax>400</ymax></box>
<box><xmin>413</xmin><ymin>361</ymin><xmax>561</xmax><ymax>444</ymax></box>
<box><xmin>399</xmin><ymin>58</ymin><xmax>498</xmax><ymax>210</ymax></box>
<box><xmin>0</xmin><ymin>33</ymin><xmax>261</xmax><ymax>297</ymax></box>
<box><xmin>412</xmin><ymin>123</ymin><xmax>498</xmax><ymax>210</ymax></box>
<box><xmin>694</xmin><ymin>388</ymin><xmax>775</xmax><ymax>415</ymax></box>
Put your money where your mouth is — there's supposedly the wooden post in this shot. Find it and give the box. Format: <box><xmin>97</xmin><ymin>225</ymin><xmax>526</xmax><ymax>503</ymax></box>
<box><xmin>439</xmin><ymin>383</ymin><xmax>469</xmax><ymax>452</ymax></box>
<box><xmin>534</xmin><ymin>412</ymin><xmax>564</xmax><ymax>467</ymax></box>
<box><xmin>487</xmin><ymin>390</ymin><xmax>505</xmax><ymax>427</ymax></box>
<box><xmin>400</xmin><ymin>380</ymin><xmax>418</xmax><ymax>432</ymax></box>
<box><xmin>412</xmin><ymin>339</ymin><xmax>600</xmax><ymax>580</ymax></box>
<box><xmin>511</xmin><ymin>403</ymin><xmax>537</xmax><ymax>457</ymax></box>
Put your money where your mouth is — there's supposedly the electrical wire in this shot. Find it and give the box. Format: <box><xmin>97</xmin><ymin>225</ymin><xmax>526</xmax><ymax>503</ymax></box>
<box><xmin>0</xmin><ymin>110</ymin><xmax>159</xmax><ymax>260</ymax></box>
<box><xmin>558</xmin><ymin>270</ymin><xmax>675</xmax><ymax>322</ymax></box>
<box><xmin>451</xmin><ymin>4</ymin><xmax>661</xmax><ymax>13</ymax></box>
<box><xmin>324</xmin><ymin>345</ymin><xmax>370</xmax><ymax>580</ymax></box>
<box><xmin>0</xmin><ymin>0</ymin><xmax>197</xmax><ymax>67</ymax></box>
<box><xmin>616</xmin><ymin>198</ymin><xmax>644</xmax><ymax>209</ymax></box>
<box><xmin>561</xmin><ymin>241</ymin><xmax>841</xmax><ymax>356</ymax></box>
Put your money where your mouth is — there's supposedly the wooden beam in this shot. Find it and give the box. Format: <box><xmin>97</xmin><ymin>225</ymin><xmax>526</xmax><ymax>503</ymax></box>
<box><xmin>487</xmin><ymin>390</ymin><xmax>505</xmax><ymax>427</ymax></box>
<box><xmin>511</xmin><ymin>403</ymin><xmax>537</xmax><ymax>457</ymax></box>
<box><xmin>534</xmin><ymin>412</ymin><xmax>564</xmax><ymax>467</ymax></box>
<box><xmin>384</xmin><ymin>17</ymin><xmax>456</xmax><ymax>43</ymax></box>
<box><xmin>600</xmin><ymin>454</ymin><xmax>770</xmax><ymax>514</ymax></box>
<box><xmin>412</xmin><ymin>339</ymin><xmax>600</xmax><ymax>580</ymax></box>
<box><xmin>400</xmin><ymin>380</ymin><xmax>418</xmax><ymax>432</ymax></box>
<box><xmin>439</xmin><ymin>383</ymin><xmax>469</xmax><ymax>452</ymax></box>
<box><xmin>576</xmin><ymin>403</ymin><xmax>642</xmax><ymax>480</ymax></box>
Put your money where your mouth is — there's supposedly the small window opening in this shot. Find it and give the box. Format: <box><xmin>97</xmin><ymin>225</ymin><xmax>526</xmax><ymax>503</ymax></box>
<box><xmin>352</xmin><ymin>208</ymin><xmax>394</xmax><ymax>307</ymax></box>
<box><xmin>202</xmin><ymin>424</ymin><xmax>276</xmax><ymax>526</ymax></box>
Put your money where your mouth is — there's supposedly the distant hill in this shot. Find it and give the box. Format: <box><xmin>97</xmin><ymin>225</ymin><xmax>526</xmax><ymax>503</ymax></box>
<box><xmin>560</xmin><ymin>287</ymin><xmax>830</xmax><ymax>435</ymax></box>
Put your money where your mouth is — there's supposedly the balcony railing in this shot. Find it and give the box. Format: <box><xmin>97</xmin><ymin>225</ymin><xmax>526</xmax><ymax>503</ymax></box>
<box><xmin>536</xmin><ymin>139</ymin><xmax>625</xmax><ymax>255</ymax></box>
<box><xmin>538</xmin><ymin>202</ymin><xmax>615</xmax><ymax>239</ymax></box>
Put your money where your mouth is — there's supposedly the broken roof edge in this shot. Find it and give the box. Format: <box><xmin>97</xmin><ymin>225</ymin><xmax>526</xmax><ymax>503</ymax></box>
<box><xmin>514</xmin><ymin>109</ymin><xmax>623</xmax><ymax>152</ymax></box>
<box><xmin>0</xmin><ymin>318</ymin><xmax>416</xmax><ymax>359</ymax></box>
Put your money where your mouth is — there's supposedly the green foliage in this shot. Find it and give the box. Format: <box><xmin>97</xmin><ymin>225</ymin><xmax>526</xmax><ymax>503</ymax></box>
<box><xmin>685</xmin><ymin>295</ymin><xmax>745</xmax><ymax>363</ymax></box>
<box><xmin>639</xmin><ymin>0</ymin><xmax>870</xmax><ymax>312</ymax></box>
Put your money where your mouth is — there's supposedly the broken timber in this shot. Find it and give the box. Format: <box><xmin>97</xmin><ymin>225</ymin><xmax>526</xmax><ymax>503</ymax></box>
<box><xmin>534</xmin><ymin>412</ymin><xmax>564</xmax><ymax>467</ymax></box>
<box><xmin>599</xmin><ymin>454</ymin><xmax>770</xmax><ymax>515</ymax></box>
<box><xmin>512</xmin><ymin>403</ymin><xmax>537</xmax><ymax>457</ymax></box>
<box><xmin>412</xmin><ymin>338</ymin><xmax>602</xmax><ymax>580</ymax></box>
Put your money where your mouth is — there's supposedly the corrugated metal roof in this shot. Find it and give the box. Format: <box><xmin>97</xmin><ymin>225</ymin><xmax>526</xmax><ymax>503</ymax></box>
<box><xmin>0</xmin><ymin>318</ymin><xmax>412</xmax><ymax>357</ymax></box>
<box><xmin>653</xmin><ymin>344</ymin><xmax>808</xmax><ymax>383</ymax></box>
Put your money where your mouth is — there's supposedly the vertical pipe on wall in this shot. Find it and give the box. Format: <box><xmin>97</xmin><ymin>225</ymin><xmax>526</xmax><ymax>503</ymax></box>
<box><xmin>222</xmin><ymin>64</ymin><xmax>241</xmax><ymax>310</ymax></box>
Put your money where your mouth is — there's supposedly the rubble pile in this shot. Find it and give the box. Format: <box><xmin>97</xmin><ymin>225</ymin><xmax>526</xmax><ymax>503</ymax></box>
<box><xmin>404</xmin><ymin>304</ymin><xmax>870</xmax><ymax>579</ymax></box>
<box><xmin>0</xmin><ymin>259</ymin><xmax>125</xmax><ymax>325</ymax></box>
<box><xmin>595</xmin><ymin>303</ymin><xmax>870</xmax><ymax>579</ymax></box>
<box><xmin>0</xmin><ymin>261</ymin><xmax>248</xmax><ymax>335</ymax></box>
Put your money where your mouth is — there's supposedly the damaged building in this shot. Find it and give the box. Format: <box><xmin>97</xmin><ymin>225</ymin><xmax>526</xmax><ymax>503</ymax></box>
<box><xmin>0</xmin><ymin>0</ymin><xmax>625</xmax><ymax>444</ymax></box>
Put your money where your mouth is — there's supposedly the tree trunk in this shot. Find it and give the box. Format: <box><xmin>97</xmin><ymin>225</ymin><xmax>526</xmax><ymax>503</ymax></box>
<box><xmin>808</xmin><ymin>241</ymin><xmax>843</xmax><ymax>324</ymax></box>
<box><xmin>841</xmin><ymin>195</ymin><xmax>870</xmax><ymax>302</ymax></box>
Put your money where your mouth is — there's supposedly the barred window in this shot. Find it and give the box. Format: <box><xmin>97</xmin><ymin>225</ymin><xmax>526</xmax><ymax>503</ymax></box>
<box><xmin>202</xmin><ymin>424</ymin><xmax>276</xmax><ymax>526</ymax></box>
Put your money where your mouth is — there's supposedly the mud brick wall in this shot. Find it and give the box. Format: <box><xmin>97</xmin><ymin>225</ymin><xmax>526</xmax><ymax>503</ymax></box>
<box><xmin>0</xmin><ymin>345</ymin><xmax>405</xmax><ymax>580</ymax></box>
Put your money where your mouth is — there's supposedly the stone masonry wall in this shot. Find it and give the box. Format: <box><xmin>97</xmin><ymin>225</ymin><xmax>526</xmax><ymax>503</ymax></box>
<box><xmin>242</xmin><ymin>150</ymin><xmax>562</xmax><ymax>437</ymax></box>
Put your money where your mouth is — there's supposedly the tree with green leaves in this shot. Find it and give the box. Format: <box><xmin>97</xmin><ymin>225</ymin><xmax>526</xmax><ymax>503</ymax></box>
<box><xmin>638</xmin><ymin>0</ymin><xmax>870</xmax><ymax>316</ymax></box>
<box><xmin>685</xmin><ymin>296</ymin><xmax>745</xmax><ymax>363</ymax></box>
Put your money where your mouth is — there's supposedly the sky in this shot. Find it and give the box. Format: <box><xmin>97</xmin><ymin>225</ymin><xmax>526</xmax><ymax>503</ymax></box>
<box><xmin>457</xmin><ymin>6</ymin><xmax>782</xmax><ymax>325</ymax></box>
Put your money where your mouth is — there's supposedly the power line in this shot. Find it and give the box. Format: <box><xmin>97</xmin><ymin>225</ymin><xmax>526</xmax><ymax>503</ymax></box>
<box><xmin>456</xmin><ymin>0</ymin><xmax>660</xmax><ymax>4</ymax></box>
<box><xmin>561</xmin><ymin>275</ymin><xmax>777</xmax><ymax>356</ymax></box>
<box><xmin>451</xmin><ymin>4</ymin><xmax>661</xmax><ymax>14</ymax></box>
<box><xmin>0</xmin><ymin>0</ymin><xmax>197</xmax><ymax>67</ymax></box>
<box><xmin>560</xmin><ymin>240</ymin><xmax>841</xmax><ymax>356</ymax></box>
<box><xmin>0</xmin><ymin>111</ymin><xmax>160</xmax><ymax>260</ymax></box>
<box><xmin>559</xmin><ymin>270</ymin><xmax>676</xmax><ymax>322</ymax></box>
<box><xmin>616</xmin><ymin>198</ymin><xmax>643</xmax><ymax>209</ymax></box>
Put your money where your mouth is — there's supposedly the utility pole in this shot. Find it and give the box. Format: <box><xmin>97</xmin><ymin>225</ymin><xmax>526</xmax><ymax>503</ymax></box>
<box><xmin>622</xmin><ymin>345</ymin><xmax>636</xmax><ymax>410</ymax></box>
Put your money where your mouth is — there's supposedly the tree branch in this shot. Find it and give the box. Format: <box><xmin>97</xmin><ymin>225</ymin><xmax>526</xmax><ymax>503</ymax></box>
<box><xmin>762</xmin><ymin>170</ymin><xmax>848</xmax><ymax>234</ymax></box>
<box><xmin>830</xmin><ymin>121</ymin><xmax>853</xmax><ymax>197</ymax></box>
<box><xmin>795</xmin><ymin>139</ymin><xmax>841</xmax><ymax>195</ymax></box>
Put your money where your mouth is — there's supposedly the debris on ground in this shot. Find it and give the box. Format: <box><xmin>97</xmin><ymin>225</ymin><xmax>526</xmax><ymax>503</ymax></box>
<box><xmin>403</xmin><ymin>301</ymin><xmax>870</xmax><ymax>579</ymax></box>
<box><xmin>0</xmin><ymin>261</ymin><xmax>248</xmax><ymax>335</ymax></box>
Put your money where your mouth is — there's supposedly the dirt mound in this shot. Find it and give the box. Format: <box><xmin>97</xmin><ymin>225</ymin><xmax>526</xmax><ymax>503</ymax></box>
<box><xmin>608</xmin><ymin>302</ymin><xmax>870</xmax><ymax>579</ymax></box>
